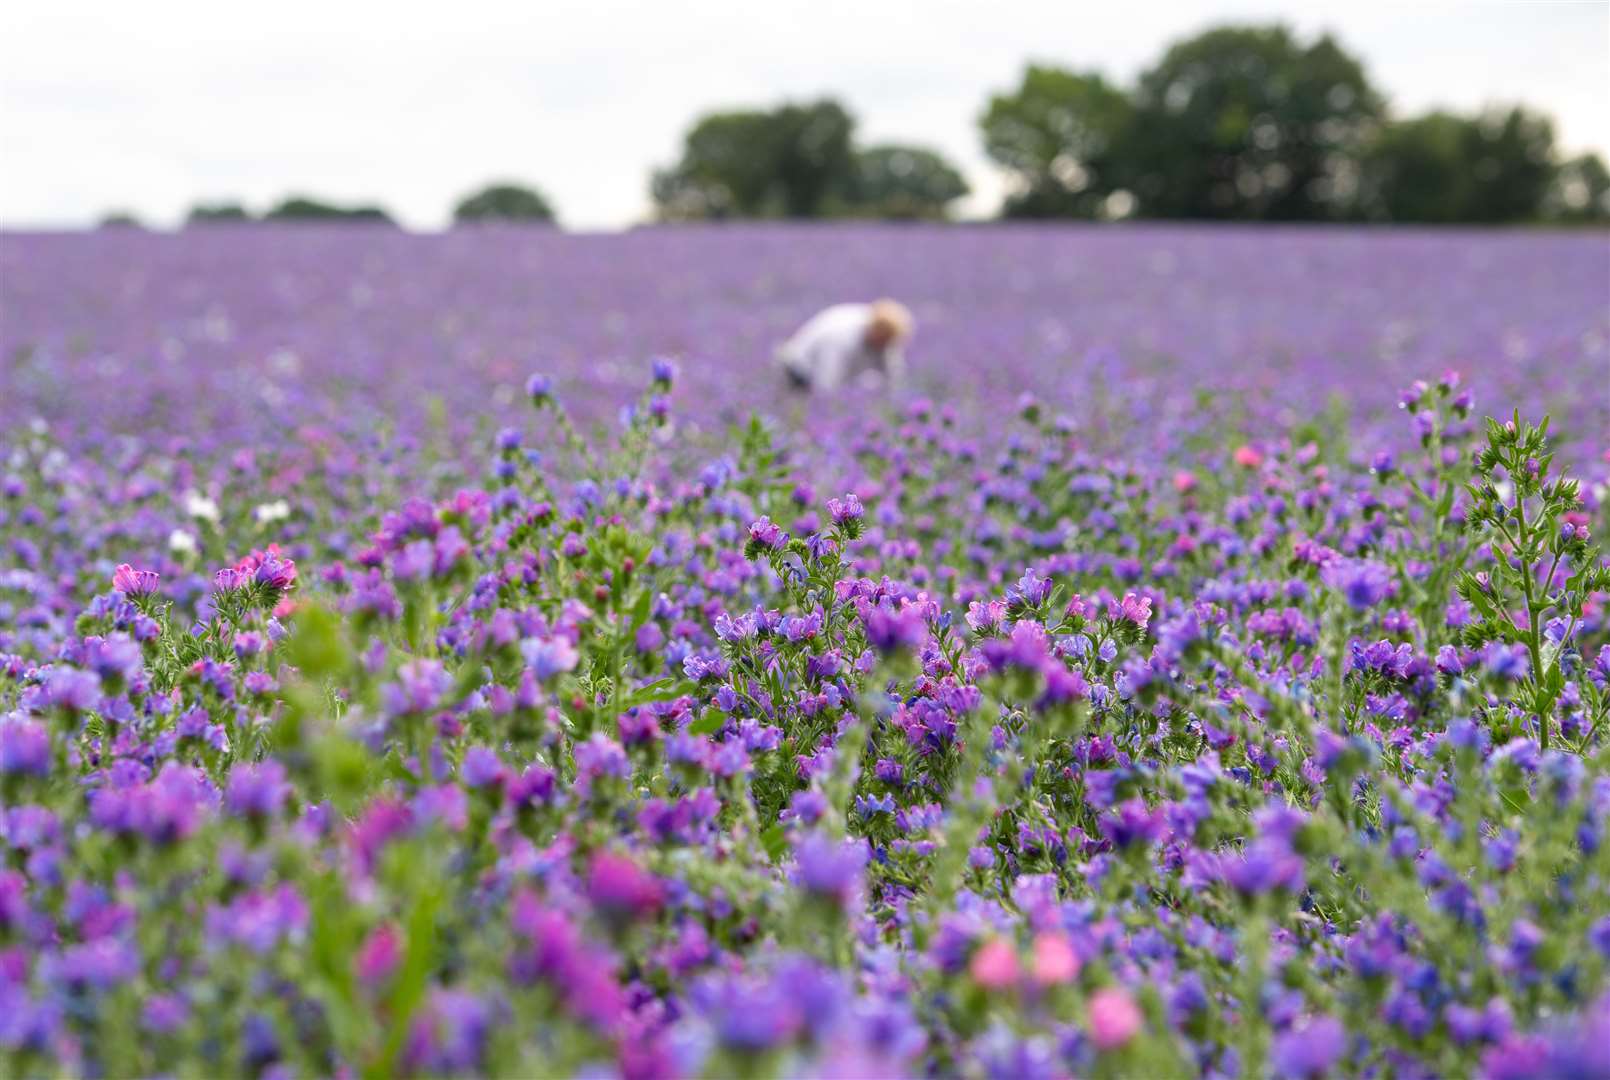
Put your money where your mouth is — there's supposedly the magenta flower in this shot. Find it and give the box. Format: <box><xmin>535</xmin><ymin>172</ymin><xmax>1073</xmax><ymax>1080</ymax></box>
<box><xmin>1088</xmin><ymin>987</ymin><xmax>1143</xmax><ymax>1049</ymax></box>
<box><xmin>111</xmin><ymin>563</ymin><xmax>160</xmax><ymax>597</ymax></box>
<box><xmin>969</xmin><ymin>938</ymin><xmax>1020</xmax><ymax>990</ymax></box>
<box><xmin>355</xmin><ymin>922</ymin><xmax>402</xmax><ymax>986</ymax></box>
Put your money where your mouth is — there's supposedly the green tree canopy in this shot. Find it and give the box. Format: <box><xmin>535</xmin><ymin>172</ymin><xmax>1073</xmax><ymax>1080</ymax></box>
<box><xmin>1546</xmin><ymin>152</ymin><xmax>1610</xmax><ymax>224</ymax></box>
<box><xmin>1359</xmin><ymin>112</ymin><xmax>1474</xmax><ymax>223</ymax></box>
<box><xmin>652</xmin><ymin>100</ymin><xmax>856</xmax><ymax>220</ymax></box>
<box><xmin>979</xmin><ymin>65</ymin><xmax>1132</xmax><ymax>219</ymax></box>
<box><xmin>452</xmin><ymin>182</ymin><xmax>557</xmax><ymax>224</ymax></box>
<box><xmin>845</xmin><ymin>144</ymin><xmax>969</xmax><ymax>219</ymax></box>
<box><xmin>1457</xmin><ymin>106</ymin><xmax>1557</xmax><ymax>223</ymax></box>
<box><xmin>1122</xmin><ymin>25</ymin><xmax>1384</xmax><ymax>220</ymax></box>
<box><xmin>187</xmin><ymin>202</ymin><xmax>252</xmax><ymax>224</ymax></box>
<box><xmin>97</xmin><ymin>211</ymin><xmax>143</xmax><ymax>229</ymax></box>
<box><xmin>1362</xmin><ymin>106</ymin><xmax>1558</xmax><ymax>224</ymax></box>
<box><xmin>263</xmin><ymin>196</ymin><xmax>394</xmax><ymax>224</ymax></box>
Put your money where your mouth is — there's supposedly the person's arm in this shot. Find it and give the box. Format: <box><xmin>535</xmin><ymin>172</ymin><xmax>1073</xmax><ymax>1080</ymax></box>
<box><xmin>882</xmin><ymin>346</ymin><xmax>906</xmax><ymax>390</ymax></box>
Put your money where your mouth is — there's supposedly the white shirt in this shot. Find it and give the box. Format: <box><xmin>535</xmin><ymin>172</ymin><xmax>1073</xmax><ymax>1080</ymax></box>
<box><xmin>775</xmin><ymin>303</ymin><xmax>905</xmax><ymax>391</ymax></box>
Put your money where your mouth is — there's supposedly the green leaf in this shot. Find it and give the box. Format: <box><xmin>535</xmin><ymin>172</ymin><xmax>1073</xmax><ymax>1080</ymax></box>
<box><xmin>688</xmin><ymin>710</ymin><xmax>728</xmax><ymax>736</ymax></box>
<box><xmin>760</xmin><ymin>823</ymin><xmax>788</xmax><ymax>862</ymax></box>
<box><xmin>622</xmin><ymin>677</ymin><xmax>696</xmax><ymax>710</ymax></box>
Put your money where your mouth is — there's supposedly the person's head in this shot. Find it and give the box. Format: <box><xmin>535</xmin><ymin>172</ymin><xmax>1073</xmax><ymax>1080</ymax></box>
<box><xmin>864</xmin><ymin>299</ymin><xmax>914</xmax><ymax>352</ymax></box>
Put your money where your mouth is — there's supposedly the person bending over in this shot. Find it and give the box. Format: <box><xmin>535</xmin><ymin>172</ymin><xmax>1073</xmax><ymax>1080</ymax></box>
<box><xmin>776</xmin><ymin>299</ymin><xmax>913</xmax><ymax>393</ymax></box>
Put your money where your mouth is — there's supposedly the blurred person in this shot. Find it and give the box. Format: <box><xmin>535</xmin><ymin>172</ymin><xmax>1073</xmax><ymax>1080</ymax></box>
<box><xmin>776</xmin><ymin>299</ymin><xmax>913</xmax><ymax>393</ymax></box>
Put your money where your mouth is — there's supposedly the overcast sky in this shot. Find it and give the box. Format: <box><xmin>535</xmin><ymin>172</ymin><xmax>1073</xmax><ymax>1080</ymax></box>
<box><xmin>3</xmin><ymin>1</ymin><xmax>1606</xmax><ymax>230</ymax></box>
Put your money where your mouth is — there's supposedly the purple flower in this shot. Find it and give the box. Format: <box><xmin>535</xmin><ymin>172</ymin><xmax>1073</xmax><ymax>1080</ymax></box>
<box><xmin>1271</xmin><ymin>1015</ymin><xmax>1346</xmax><ymax>1078</ymax></box>
<box><xmin>827</xmin><ymin>493</ymin><xmax>864</xmax><ymax>526</ymax></box>
<box><xmin>795</xmin><ymin>834</ymin><xmax>868</xmax><ymax>905</ymax></box>
<box><xmin>1101</xmin><ymin>798</ymin><xmax>1164</xmax><ymax>849</ymax></box>
<box><xmin>746</xmin><ymin>516</ymin><xmax>787</xmax><ymax>554</ymax></box>
<box><xmin>522</xmin><ymin>636</ymin><xmax>579</xmax><ymax>681</ymax></box>
<box><xmin>0</xmin><ymin>720</ymin><xmax>51</xmax><ymax>776</ymax></box>
<box><xmin>225</xmin><ymin>760</ymin><xmax>289</xmax><ymax>818</ymax></box>
<box><xmin>634</xmin><ymin>622</ymin><xmax>665</xmax><ymax>653</ymax></box>
<box><xmin>864</xmin><ymin>606</ymin><xmax>928</xmax><ymax>655</ymax></box>
<box><xmin>1321</xmin><ymin>559</ymin><xmax>1392</xmax><ymax>610</ymax></box>
<box><xmin>253</xmin><ymin>554</ymin><xmax>297</xmax><ymax>592</ymax></box>
<box><xmin>586</xmin><ymin>851</ymin><xmax>664</xmax><ymax>919</ymax></box>
<box><xmin>111</xmin><ymin>563</ymin><xmax>160</xmax><ymax>597</ymax></box>
<box><xmin>460</xmin><ymin>746</ymin><xmax>504</xmax><ymax>788</ymax></box>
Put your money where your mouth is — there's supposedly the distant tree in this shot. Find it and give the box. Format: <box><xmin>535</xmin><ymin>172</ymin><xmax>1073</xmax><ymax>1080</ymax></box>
<box><xmin>264</xmin><ymin>196</ymin><xmax>394</xmax><ymax>224</ymax></box>
<box><xmin>979</xmin><ymin>65</ymin><xmax>1132</xmax><ymax>218</ymax></box>
<box><xmin>1545</xmin><ymin>152</ymin><xmax>1610</xmax><ymax>224</ymax></box>
<box><xmin>652</xmin><ymin>100</ymin><xmax>856</xmax><ymax>220</ymax></box>
<box><xmin>1457</xmin><ymin>106</ymin><xmax>1557</xmax><ymax>223</ymax></box>
<box><xmin>843</xmin><ymin>145</ymin><xmax>969</xmax><ymax>219</ymax></box>
<box><xmin>98</xmin><ymin>211</ymin><xmax>143</xmax><ymax>229</ymax></box>
<box><xmin>652</xmin><ymin>110</ymin><xmax>777</xmax><ymax>219</ymax></box>
<box><xmin>452</xmin><ymin>182</ymin><xmax>557</xmax><ymax>224</ymax></box>
<box><xmin>1122</xmin><ymin>25</ymin><xmax>1384</xmax><ymax>220</ymax></box>
<box><xmin>1359</xmin><ymin>112</ymin><xmax>1474</xmax><ymax>223</ymax></box>
<box><xmin>1363</xmin><ymin>106</ymin><xmax>1558</xmax><ymax>224</ymax></box>
<box><xmin>187</xmin><ymin>202</ymin><xmax>252</xmax><ymax>224</ymax></box>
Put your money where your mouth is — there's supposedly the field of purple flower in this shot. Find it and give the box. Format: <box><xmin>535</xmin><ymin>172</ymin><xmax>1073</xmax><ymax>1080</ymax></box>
<box><xmin>2</xmin><ymin>224</ymin><xmax>1609</xmax><ymax>1077</ymax></box>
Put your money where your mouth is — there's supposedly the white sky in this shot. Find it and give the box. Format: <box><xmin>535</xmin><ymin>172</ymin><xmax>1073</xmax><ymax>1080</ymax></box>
<box><xmin>2</xmin><ymin>1</ymin><xmax>1606</xmax><ymax>230</ymax></box>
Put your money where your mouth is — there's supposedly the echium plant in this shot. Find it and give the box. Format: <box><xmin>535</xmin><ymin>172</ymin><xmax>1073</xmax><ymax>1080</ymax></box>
<box><xmin>1458</xmin><ymin>410</ymin><xmax>1609</xmax><ymax>750</ymax></box>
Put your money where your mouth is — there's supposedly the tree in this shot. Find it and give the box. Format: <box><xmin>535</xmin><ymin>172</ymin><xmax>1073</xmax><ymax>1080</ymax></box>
<box><xmin>652</xmin><ymin>100</ymin><xmax>856</xmax><ymax>220</ymax></box>
<box><xmin>1546</xmin><ymin>152</ymin><xmax>1610</xmax><ymax>224</ymax></box>
<box><xmin>452</xmin><ymin>182</ymin><xmax>557</xmax><ymax>224</ymax></box>
<box><xmin>1359</xmin><ymin>112</ymin><xmax>1474</xmax><ymax>223</ymax></box>
<box><xmin>97</xmin><ymin>211</ymin><xmax>143</xmax><ymax>229</ymax></box>
<box><xmin>1362</xmin><ymin>106</ymin><xmax>1558</xmax><ymax>224</ymax></box>
<box><xmin>1457</xmin><ymin>106</ymin><xmax>1556</xmax><ymax>223</ymax></box>
<box><xmin>1123</xmin><ymin>25</ymin><xmax>1384</xmax><ymax>220</ymax></box>
<box><xmin>979</xmin><ymin>65</ymin><xmax>1132</xmax><ymax>218</ymax></box>
<box><xmin>263</xmin><ymin>196</ymin><xmax>394</xmax><ymax>224</ymax></box>
<box><xmin>844</xmin><ymin>145</ymin><xmax>969</xmax><ymax>219</ymax></box>
<box><xmin>187</xmin><ymin>202</ymin><xmax>252</xmax><ymax>224</ymax></box>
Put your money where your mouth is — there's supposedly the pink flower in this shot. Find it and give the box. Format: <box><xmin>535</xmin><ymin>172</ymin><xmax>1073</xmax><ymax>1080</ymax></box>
<box><xmin>1030</xmin><ymin>932</ymin><xmax>1080</xmax><ymax>986</ymax></box>
<box><xmin>111</xmin><ymin>563</ymin><xmax>160</xmax><ymax>597</ymax></box>
<box><xmin>1232</xmin><ymin>445</ymin><xmax>1264</xmax><ymax>469</ymax></box>
<box><xmin>1088</xmin><ymin>987</ymin><xmax>1142</xmax><ymax>1049</ymax></box>
<box><xmin>1113</xmin><ymin>593</ymin><xmax>1153</xmax><ymax>630</ymax></box>
<box><xmin>969</xmin><ymin>938</ymin><xmax>1020</xmax><ymax>990</ymax></box>
<box><xmin>1172</xmin><ymin>470</ymin><xmax>1197</xmax><ymax>493</ymax></box>
<box><xmin>355</xmin><ymin>922</ymin><xmax>401</xmax><ymax>986</ymax></box>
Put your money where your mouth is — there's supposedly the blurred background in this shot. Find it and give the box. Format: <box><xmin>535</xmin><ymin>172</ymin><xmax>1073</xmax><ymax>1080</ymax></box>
<box><xmin>3</xmin><ymin>0</ymin><xmax>1607</xmax><ymax>232</ymax></box>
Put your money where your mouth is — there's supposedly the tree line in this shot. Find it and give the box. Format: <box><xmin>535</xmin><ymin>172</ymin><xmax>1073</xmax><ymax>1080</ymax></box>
<box><xmin>115</xmin><ymin>23</ymin><xmax>1605</xmax><ymax>230</ymax></box>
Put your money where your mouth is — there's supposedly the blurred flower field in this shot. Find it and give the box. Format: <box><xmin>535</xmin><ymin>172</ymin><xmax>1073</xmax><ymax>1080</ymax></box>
<box><xmin>2</xmin><ymin>224</ymin><xmax>1609</xmax><ymax>1077</ymax></box>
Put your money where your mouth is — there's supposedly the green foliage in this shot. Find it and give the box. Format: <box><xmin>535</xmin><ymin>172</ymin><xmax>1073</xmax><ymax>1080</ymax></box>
<box><xmin>1546</xmin><ymin>152</ymin><xmax>1610</xmax><ymax>224</ymax></box>
<box><xmin>1358</xmin><ymin>112</ymin><xmax>1475</xmax><ymax>223</ymax></box>
<box><xmin>651</xmin><ymin>100</ymin><xmax>856</xmax><ymax>220</ymax></box>
<box><xmin>1364</xmin><ymin>106</ymin><xmax>1557</xmax><ymax>224</ymax></box>
<box><xmin>976</xmin><ymin>24</ymin><xmax>1579</xmax><ymax>224</ymax></box>
<box><xmin>1458</xmin><ymin>412</ymin><xmax>1609</xmax><ymax>749</ymax></box>
<box><xmin>452</xmin><ymin>182</ymin><xmax>557</xmax><ymax>224</ymax></box>
<box><xmin>264</xmin><ymin>196</ymin><xmax>394</xmax><ymax>224</ymax></box>
<box><xmin>186</xmin><ymin>202</ymin><xmax>252</xmax><ymax>224</ymax></box>
<box><xmin>844</xmin><ymin>144</ymin><xmax>969</xmax><ymax>220</ymax></box>
<box><xmin>979</xmin><ymin>65</ymin><xmax>1132</xmax><ymax>219</ymax></box>
<box><xmin>1123</xmin><ymin>24</ymin><xmax>1384</xmax><ymax>220</ymax></box>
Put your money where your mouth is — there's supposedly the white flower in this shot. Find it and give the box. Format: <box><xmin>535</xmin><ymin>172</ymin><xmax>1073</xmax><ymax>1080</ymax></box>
<box><xmin>183</xmin><ymin>489</ymin><xmax>220</xmax><ymax>523</ymax></box>
<box><xmin>254</xmin><ymin>500</ymin><xmax>290</xmax><ymax>524</ymax></box>
<box><xmin>168</xmin><ymin>529</ymin><xmax>198</xmax><ymax>555</ymax></box>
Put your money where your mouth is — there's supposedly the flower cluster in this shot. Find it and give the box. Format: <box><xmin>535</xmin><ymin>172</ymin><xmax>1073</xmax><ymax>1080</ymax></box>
<box><xmin>1</xmin><ymin>227</ymin><xmax>1608</xmax><ymax>1078</ymax></box>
